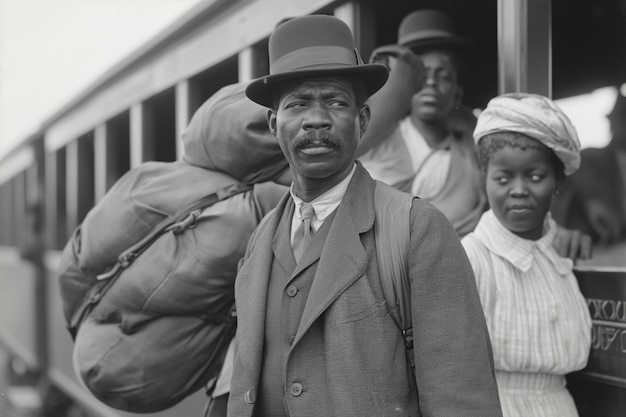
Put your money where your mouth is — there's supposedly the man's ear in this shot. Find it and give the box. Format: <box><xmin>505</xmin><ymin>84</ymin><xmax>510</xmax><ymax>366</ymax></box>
<box><xmin>358</xmin><ymin>104</ymin><xmax>371</xmax><ymax>137</ymax></box>
<box><xmin>267</xmin><ymin>109</ymin><xmax>278</xmax><ymax>137</ymax></box>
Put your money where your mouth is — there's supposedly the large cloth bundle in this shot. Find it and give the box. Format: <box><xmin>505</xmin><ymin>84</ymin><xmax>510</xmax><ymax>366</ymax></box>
<box><xmin>182</xmin><ymin>82</ymin><xmax>289</xmax><ymax>184</ymax></box>
<box><xmin>59</xmin><ymin>162</ymin><xmax>286</xmax><ymax>412</ymax></box>
<box><xmin>57</xmin><ymin>82</ymin><xmax>289</xmax><ymax>412</ymax></box>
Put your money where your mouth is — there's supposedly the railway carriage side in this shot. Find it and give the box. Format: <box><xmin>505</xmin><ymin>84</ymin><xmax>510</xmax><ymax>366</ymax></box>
<box><xmin>0</xmin><ymin>1</ymin><xmax>625</xmax><ymax>416</ymax></box>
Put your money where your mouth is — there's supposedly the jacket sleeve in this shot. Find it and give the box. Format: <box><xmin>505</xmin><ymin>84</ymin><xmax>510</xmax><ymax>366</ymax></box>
<box><xmin>408</xmin><ymin>200</ymin><xmax>502</xmax><ymax>417</ymax></box>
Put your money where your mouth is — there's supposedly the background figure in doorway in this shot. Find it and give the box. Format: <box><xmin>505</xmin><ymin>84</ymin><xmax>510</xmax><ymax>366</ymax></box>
<box><xmin>358</xmin><ymin>9</ymin><xmax>486</xmax><ymax>237</ymax></box>
<box><xmin>358</xmin><ymin>8</ymin><xmax>592</xmax><ymax>260</ymax></box>
<box><xmin>551</xmin><ymin>88</ymin><xmax>626</xmax><ymax>265</ymax></box>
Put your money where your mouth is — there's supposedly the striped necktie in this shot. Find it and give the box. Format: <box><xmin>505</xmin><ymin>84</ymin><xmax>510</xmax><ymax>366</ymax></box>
<box><xmin>292</xmin><ymin>202</ymin><xmax>315</xmax><ymax>262</ymax></box>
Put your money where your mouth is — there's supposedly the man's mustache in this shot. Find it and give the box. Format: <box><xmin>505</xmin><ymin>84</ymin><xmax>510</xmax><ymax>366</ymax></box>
<box><xmin>295</xmin><ymin>131</ymin><xmax>342</xmax><ymax>149</ymax></box>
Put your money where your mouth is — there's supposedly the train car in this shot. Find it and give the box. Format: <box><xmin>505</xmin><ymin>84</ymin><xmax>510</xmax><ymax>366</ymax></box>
<box><xmin>1</xmin><ymin>0</ymin><xmax>625</xmax><ymax>416</ymax></box>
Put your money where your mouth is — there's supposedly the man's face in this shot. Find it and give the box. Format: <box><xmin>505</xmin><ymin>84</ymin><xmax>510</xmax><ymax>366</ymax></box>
<box><xmin>268</xmin><ymin>77</ymin><xmax>369</xmax><ymax>187</ymax></box>
<box><xmin>411</xmin><ymin>49</ymin><xmax>462</xmax><ymax>123</ymax></box>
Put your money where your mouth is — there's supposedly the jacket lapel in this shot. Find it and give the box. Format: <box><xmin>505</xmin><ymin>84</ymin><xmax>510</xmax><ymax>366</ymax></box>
<box><xmin>273</xmin><ymin>199</ymin><xmax>296</xmax><ymax>273</ymax></box>
<box><xmin>234</xmin><ymin>193</ymin><xmax>289</xmax><ymax>376</ymax></box>
<box><xmin>295</xmin><ymin>164</ymin><xmax>376</xmax><ymax>341</ymax></box>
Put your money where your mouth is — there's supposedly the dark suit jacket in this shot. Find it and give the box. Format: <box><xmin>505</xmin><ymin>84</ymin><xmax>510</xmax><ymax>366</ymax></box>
<box><xmin>228</xmin><ymin>163</ymin><xmax>502</xmax><ymax>417</ymax></box>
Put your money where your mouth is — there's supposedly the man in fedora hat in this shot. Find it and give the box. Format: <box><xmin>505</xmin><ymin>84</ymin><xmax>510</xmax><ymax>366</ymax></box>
<box><xmin>228</xmin><ymin>14</ymin><xmax>502</xmax><ymax>416</ymax></box>
<box><xmin>358</xmin><ymin>9</ymin><xmax>487</xmax><ymax>237</ymax></box>
<box><xmin>552</xmin><ymin>88</ymin><xmax>626</xmax><ymax>261</ymax></box>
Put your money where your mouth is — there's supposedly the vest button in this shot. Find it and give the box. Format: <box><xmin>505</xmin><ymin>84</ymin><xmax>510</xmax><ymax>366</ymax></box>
<box><xmin>289</xmin><ymin>335</ymin><xmax>296</xmax><ymax>345</ymax></box>
<box><xmin>290</xmin><ymin>383</ymin><xmax>303</xmax><ymax>396</ymax></box>
<box><xmin>286</xmin><ymin>285</ymin><xmax>298</xmax><ymax>297</ymax></box>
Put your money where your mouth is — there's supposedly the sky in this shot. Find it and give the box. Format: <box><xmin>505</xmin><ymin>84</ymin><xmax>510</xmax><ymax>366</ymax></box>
<box><xmin>0</xmin><ymin>0</ymin><xmax>617</xmax><ymax>160</ymax></box>
<box><xmin>0</xmin><ymin>0</ymin><xmax>202</xmax><ymax>159</ymax></box>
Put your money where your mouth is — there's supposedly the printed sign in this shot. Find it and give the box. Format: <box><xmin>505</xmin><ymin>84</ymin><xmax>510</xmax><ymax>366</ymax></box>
<box><xmin>574</xmin><ymin>268</ymin><xmax>626</xmax><ymax>387</ymax></box>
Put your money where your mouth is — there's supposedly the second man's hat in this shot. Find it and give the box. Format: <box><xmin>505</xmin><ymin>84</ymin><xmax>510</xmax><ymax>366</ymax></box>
<box><xmin>398</xmin><ymin>9</ymin><xmax>471</xmax><ymax>53</ymax></box>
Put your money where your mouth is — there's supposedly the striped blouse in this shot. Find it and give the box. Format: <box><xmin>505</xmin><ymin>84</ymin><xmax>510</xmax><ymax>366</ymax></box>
<box><xmin>462</xmin><ymin>210</ymin><xmax>592</xmax><ymax>417</ymax></box>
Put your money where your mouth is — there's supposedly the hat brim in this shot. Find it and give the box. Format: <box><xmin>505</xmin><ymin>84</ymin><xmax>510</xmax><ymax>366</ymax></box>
<box><xmin>403</xmin><ymin>37</ymin><xmax>471</xmax><ymax>53</ymax></box>
<box><xmin>245</xmin><ymin>63</ymin><xmax>389</xmax><ymax>108</ymax></box>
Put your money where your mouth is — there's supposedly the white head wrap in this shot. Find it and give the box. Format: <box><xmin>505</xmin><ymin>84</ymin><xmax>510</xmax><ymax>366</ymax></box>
<box><xmin>473</xmin><ymin>93</ymin><xmax>581</xmax><ymax>175</ymax></box>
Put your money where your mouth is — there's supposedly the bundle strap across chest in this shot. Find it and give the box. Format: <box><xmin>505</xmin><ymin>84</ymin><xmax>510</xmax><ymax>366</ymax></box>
<box><xmin>68</xmin><ymin>182</ymin><xmax>253</xmax><ymax>338</ymax></box>
<box><xmin>373</xmin><ymin>182</ymin><xmax>415</xmax><ymax>373</ymax></box>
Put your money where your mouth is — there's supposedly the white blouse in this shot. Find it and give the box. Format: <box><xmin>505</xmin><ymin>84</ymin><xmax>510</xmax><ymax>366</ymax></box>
<box><xmin>462</xmin><ymin>210</ymin><xmax>592</xmax><ymax>417</ymax></box>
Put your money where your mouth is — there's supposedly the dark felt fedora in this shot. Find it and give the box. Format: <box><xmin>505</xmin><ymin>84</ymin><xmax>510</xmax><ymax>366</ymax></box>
<box><xmin>398</xmin><ymin>9</ymin><xmax>471</xmax><ymax>52</ymax></box>
<box><xmin>246</xmin><ymin>15</ymin><xmax>389</xmax><ymax>108</ymax></box>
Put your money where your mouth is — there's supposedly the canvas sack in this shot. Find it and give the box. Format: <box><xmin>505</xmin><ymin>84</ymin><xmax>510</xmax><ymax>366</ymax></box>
<box><xmin>58</xmin><ymin>161</ymin><xmax>286</xmax><ymax>412</ymax></box>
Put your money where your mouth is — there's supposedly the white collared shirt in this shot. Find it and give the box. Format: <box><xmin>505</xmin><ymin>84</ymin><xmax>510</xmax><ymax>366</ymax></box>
<box><xmin>461</xmin><ymin>210</ymin><xmax>591</xmax><ymax>377</ymax></box>
<box><xmin>358</xmin><ymin>117</ymin><xmax>450</xmax><ymax>198</ymax></box>
<box><xmin>398</xmin><ymin>117</ymin><xmax>451</xmax><ymax>198</ymax></box>
<box><xmin>289</xmin><ymin>163</ymin><xmax>356</xmax><ymax>243</ymax></box>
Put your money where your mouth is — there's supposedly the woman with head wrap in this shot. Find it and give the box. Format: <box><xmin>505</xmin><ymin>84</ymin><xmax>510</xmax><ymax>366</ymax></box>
<box><xmin>462</xmin><ymin>93</ymin><xmax>592</xmax><ymax>417</ymax></box>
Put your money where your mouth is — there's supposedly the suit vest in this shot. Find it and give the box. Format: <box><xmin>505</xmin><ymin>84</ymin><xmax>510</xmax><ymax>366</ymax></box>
<box><xmin>256</xmin><ymin>199</ymin><xmax>336</xmax><ymax>417</ymax></box>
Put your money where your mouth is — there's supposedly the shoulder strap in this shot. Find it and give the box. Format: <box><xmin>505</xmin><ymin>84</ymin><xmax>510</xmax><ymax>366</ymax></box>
<box><xmin>68</xmin><ymin>182</ymin><xmax>252</xmax><ymax>338</ymax></box>
<box><xmin>373</xmin><ymin>181</ymin><xmax>415</xmax><ymax>370</ymax></box>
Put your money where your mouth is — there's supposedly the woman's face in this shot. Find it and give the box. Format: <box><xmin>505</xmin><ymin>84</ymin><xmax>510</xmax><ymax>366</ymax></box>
<box><xmin>486</xmin><ymin>138</ymin><xmax>558</xmax><ymax>240</ymax></box>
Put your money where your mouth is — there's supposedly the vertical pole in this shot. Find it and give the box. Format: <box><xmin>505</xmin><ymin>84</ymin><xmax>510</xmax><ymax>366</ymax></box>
<box><xmin>31</xmin><ymin>139</ymin><xmax>49</xmax><ymax>399</ymax></box>
<box><xmin>175</xmin><ymin>81</ymin><xmax>190</xmax><ymax>161</ymax></box>
<box><xmin>239</xmin><ymin>44</ymin><xmax>268</xmax><ymax>83</ymax></box>
<box><xmin>239</xmin><ymin>48</ymin><xmax>255</xmax><ymax>83</ymax></box>
<box><xmin>94</xmin><ymin>124</ymin><xmax>107</xmax><ymax>203</ymax></box>
<box><xmin>44</xmin><ymin>151</ymin><xmax>57</xmax><ymax>250</ymax></box>
<box><xmin>498</xmin><ymin>0</ymin><xmax>552</xmax><ymax>97</ymax></box>
<box><xmin>130</xmin><ymin>104</ymin><xmax>144</xmax><ymax>168</ymax></box>
<box><xmin>65</xmin><ymin>141</ymin><xmax>78</xmax><ymax>237</ymax></box>
<box><xmin>334</xmin><ymin>1</ymin><xmax>376</xmax><ymax>61</ymax></box>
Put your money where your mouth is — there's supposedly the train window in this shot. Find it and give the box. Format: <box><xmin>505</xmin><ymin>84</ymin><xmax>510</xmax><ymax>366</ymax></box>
<box><xmin>0</xmin><ymin>181</ymin><xmax>14</xmax><ymax>246</ymax></box>
<box><xmin>50</xmin><ymin>147</ymin><xmax>68</xmax><ymax>250</ymax></box>
<box><xmin>143</xmin><ymin>88</ymin><xmax>177</xmax><ymax>163</ymax></box>
<box><xmin>188</xmin><ymin>54</ymin><xmax>239</xmax><ymax>116</ymax></box>
<box><xmin>12</xmin><ymin>172</ymin><xmax>27</xmax><ymax>249</ymax></box>
<box><xmin>552</xmin><ymin>0</ymin><xmax>626</xmax><ymax>100</ymax></box>
<box><xmin>550</xmin><ymin>0</ymin><xmax>626</xmax><ymax>268</ymax></box>
<box><xmin>76</xmin><ymin>133</ymin><xmax>95</xmax><ymax>226</ymax></box>
<box><xmin>65</xmin><ymin>133</ymin><xmax>95</xmax><ymax>236</ymax></box>
<box><xmin>105</xmin><ymin>111</ymin><xmax>131</xmax><ymax>189</ymax></box>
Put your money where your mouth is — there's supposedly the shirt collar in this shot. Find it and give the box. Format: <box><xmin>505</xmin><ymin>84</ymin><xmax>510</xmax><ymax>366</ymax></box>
<box><xmin>401</xmin><ymin>116</ymin><xmax>452</xmax><ymax>151</ymax></box>
<box><xmin>474</xmin><ymin>209</ymin><xmax>573</xmax><ymax>275</ymax></box>
<box><xmin>290</xmin><ymin>163</ymin><xmax>357</xmax><ymax>224</ymax></box>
